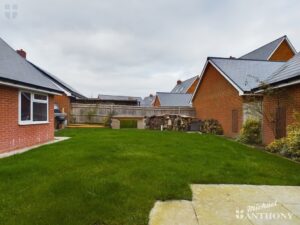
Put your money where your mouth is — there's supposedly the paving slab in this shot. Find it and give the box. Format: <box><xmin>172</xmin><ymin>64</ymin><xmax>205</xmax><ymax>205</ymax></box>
<box><xmin>149</xmin><ymin>200</ymin><xmax>198</xmax><ymax>225</ymax></box>
<box><xmin>258</xmin><ymin>185</ymin><xmax>300</xmax><ymax>204</ymax></box>
<box><xmin>283</xmin><ymin>204</ymin><xmax>300</xmax><ymax>218</ymax></box>
<box><xmin>191</xmin><ymin>184</ymin><xmax>300</xmax><ymax>225</ymax></box>
<box><xmin>149</xmin><ymin>185</ymin><xmax>300</xmax><ymax>225</ymax></box>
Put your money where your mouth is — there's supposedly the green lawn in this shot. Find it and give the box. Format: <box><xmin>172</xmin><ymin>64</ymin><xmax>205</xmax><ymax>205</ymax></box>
<box><xmin>0</xmin><ymin>128</ymin><xmax>300</xmax><ymax>225</ymax></box>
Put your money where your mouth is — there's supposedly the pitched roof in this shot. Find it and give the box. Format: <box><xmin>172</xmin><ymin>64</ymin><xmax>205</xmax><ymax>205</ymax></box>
<box><xmin>141</xmin><ymin>95</ymin><xmax>154</xmax><ymax>107</ymax></box>
<box><xmin>30</xmin><ymin>63</ymin><xmax>86</xmax><ymax>99</ymax></box>
<box><xmin>264</xmin><ymin>52</ymin><xmax>300</xmax><ymax>86</ymax></box>
<box><xmin>209</xmin><ymin>57</ymin><xmax>285</xmax><ymax>92</ymax></box>
<box><xmin>156</xmin><ymin>92</ymin><xmax>192</xmax><ymax>107</ymax></box>
<box><xmin>98</xmin><ymin>94</ymin><xmax>142</xmax><ymax>102</ymax></box>
<box><xmin>0</xmin><ymin>38</ymin><xmax>62</xmax><ymax>93</ymax></box>
<box><xmin>240</xmin><ymin>35</ymin><xmax>296</xmax><ymax>60</ymax></box>
<box><xmin>171</xmin><ymin>76</ymin><xmax>198</xmax><ymax>93</ymax></box>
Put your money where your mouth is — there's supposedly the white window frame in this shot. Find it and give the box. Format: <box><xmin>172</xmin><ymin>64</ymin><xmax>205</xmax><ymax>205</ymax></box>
<box><xmin>18</xmin><ymin>90</ymin><xmax>49</xmax><ymax>125</ymax></box>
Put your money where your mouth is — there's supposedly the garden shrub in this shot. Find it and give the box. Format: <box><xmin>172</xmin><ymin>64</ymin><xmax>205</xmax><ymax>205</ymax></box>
<box><xmin>266</xmin><ymin>138</ymin><xmax>287</xmax><ymax>153</ymax></box>
<box><xmin>238</xmin><ymin>118</ymin><xmax>262</xmax><ymax>145</ymax></box>
<box><xmin>200</xmin><ymin>119</ymin><xmax>223</xmax><ymax>135</ymax></box>
<box><xmin>266</xmin><ymin>111</ymin><xmax>300</xmax><ymax>161</ymax></box>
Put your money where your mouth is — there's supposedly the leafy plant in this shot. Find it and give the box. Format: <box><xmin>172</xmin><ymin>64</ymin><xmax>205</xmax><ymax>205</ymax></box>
<box><xmin>200</xmin><ymin>119</ymin><xmax>223</xmax><ymax>135</ymax></box>
<box><xmin>238</xmin><ymin>118</ymin><xmax>262</xmax><ymax>145</ymax></box>
<box><xmin>266</xmin><ymin>111</ymin><xmax>300</xmax><ymax>161</ymax></box>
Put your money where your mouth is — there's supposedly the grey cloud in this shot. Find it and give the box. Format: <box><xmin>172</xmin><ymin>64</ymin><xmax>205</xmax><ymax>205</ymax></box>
<box><xmin>0</xmin><ymin>0</ymin><xmax>299</xmax><ymax>97</ymax></box>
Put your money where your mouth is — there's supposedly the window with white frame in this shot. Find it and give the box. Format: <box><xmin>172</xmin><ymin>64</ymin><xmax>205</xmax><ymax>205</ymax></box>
<box><xmin>19</xmin><ymin>91</ymin><xmax>49</xmax><ymax>125</ymax></box>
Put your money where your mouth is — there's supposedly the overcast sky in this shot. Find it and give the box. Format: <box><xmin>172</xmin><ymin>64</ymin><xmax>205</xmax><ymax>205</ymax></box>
<box><xmin>1</xmin><ymin>0</ymin><xmax>299</xmax><ymax>98</ymax></box>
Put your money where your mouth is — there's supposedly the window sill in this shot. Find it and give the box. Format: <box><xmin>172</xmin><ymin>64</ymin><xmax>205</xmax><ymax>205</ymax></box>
<box><xmin>18</xmin><ymin>121</ymin><xmax>50</xmax><ymax>126</ymax></box>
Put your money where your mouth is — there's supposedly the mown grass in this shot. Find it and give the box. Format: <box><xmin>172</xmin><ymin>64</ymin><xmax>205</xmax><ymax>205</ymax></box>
<box><xmin>0</xmin><ymin>128</ymin><xmax>299</xmax><ymax>225</ymax></box>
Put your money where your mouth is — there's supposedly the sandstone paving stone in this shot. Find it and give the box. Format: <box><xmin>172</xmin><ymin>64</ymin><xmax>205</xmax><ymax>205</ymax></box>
<box><xmin>148</xmin><ymin>185</ymin><xmax>300</xmax><ymax>225</ymax></box>
<box><xmin>283</xmin><ymin>204</ymin><xmax>300</xmax><ymax>218</ymax></box>
<box><xmin>148</xmin><ymin>200</ymin><xmax>198</xmax><ymax>225</ymax></box>
<box><xmin>258</xmin><ymin>186</ymin><xmax>300</xmax><ymax>204</ymax></box>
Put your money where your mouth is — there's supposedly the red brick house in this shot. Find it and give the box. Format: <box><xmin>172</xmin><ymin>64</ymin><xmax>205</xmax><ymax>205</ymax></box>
<box><xmin>153</xmin><ymin>76</ymin><xmax>199</xmax><ymax>107</ymax></box>
<box><xmin>0</xmin><ymin>38</ymin><xmax>63</xmax><ymax>153</ymax></box>
<box><xmin>254</xmin><ymin>53</ymin><xmax>300</xmax><ymax>144</ymax></box>
<box><xmin>192</xmin><ymin>36</ymin><xmax>298</xmax><ymax>144</ymax></box>
<box><xmin>153</xmin><ymin>92</ymin><xmax>192</xmax><ymax>107</ymax></box>
<box><xmin>171</xmin><ymin>76</ymin><xmax>199</xmax><ymax>94</ymax></box>
<box><xmin>31</xmin><ymin>64</ymin><xmax>86</xmax><ymax>123</ymax></box>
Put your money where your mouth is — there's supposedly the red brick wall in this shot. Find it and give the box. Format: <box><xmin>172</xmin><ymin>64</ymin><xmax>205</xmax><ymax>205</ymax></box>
<box><xmin>269</xmin><ymin>40</ymin><xmax>295</xmax><ymax>62</ymax></box>
<box><xmin>153</xmin><ymin>96</ymin><xmax>161</xmax><ymax>107</ymax></box>
<box><xmin>0</xmin><ymin>85</ymin><xmax>55</xmax><ymax>153</ymax></box>
<box><xmin>186</xmin><ymin>78</ymin><xmax>199</xmax><ymax>94</ymax></box>
<box><xmin>54</xmin><ymin>94</ymin><xmax>71</xmax><ymax>122</ymax></box>
<box><xmin>192</xmin><ymin>63</ymin><xmax>243</xmax><ymax>138</ymax></box>
<box><xmin>262</xmin><ymin>84</ymin><xmax>300</xmax><ymax>144</ymax></box>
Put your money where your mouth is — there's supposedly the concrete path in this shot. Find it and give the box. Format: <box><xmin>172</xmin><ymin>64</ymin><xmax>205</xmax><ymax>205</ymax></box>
<box><xmin>0</xmin><ymin>137</ymin><xmax>70</xmax><ymax>159</ymax></box>
<box><xmin>149</xmin><ymin>184</ymin><xmax>300</xmax><ymax>225</ymax></box>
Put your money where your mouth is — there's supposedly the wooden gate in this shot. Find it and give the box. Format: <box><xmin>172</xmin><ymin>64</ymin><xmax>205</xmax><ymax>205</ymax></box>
<box><xmin>232</xmin><ymin>109</ymin><xmax>238</xmax><ymax>133</ymax></box>
<box><xmin>275</xmin><ymin>107</ymin><xmax>286</xmax><ymax>139</ymax></box>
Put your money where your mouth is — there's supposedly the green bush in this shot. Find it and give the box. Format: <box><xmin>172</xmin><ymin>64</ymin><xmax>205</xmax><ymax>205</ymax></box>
<box><xmin>200</xmin><ymin>119</ymin><xmax>223</xmax><ymax>135</ymax></box>
<box><xmin>266</xmin><ymin>112</ymin><xmax>300</xmax><ymax>161</ymax></box>
<box><xmin>120</xmin><ymin>120</ymin><xmax>137</xmax><ymax>128</ymax></box>
<box><xmin>238</xmin><ymin>118</ymin><xmax>262</xmax><ymax>145</ymax></box>
<box><xmin>266</xmin><ymin>138</ymin><xmax>287</xmax><ymax>153</ymax></box>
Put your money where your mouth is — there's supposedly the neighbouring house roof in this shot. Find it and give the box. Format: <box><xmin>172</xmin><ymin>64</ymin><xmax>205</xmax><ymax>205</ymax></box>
<box><xmin>263</xmin><ymin>52</ymin><xmax>300</xmax><ymax>87</ymax></box>
<box><xmin>141</xmin><ymin>95</ymin><xmax>155</xmax><ymax>107</ymax></box>
<box><xmin>171</xmin><ymin>76</ymin><xmax>198</xmax><ymax>93</ymax></box>
<box><xmin>0</xmin><ymin>38</ymin><xmax>62</xmax><ymax>94</ymax></box>
<box><xmin>208</xmin><ymin>57</ymin><xmax>285</xmax><ymax>93</ymax></box>
<box><xmin>30</xmin><ymin>63</ymin><xmax>86</xmax><ymax>99</ymax></box>
<box><xmin>156</xmin><ymin>92</ymin><xmax>192</xmax><ymax>107</ymax></box>
<box><xmin>98</xmin><ymin>94</ymin><xmax>142</xmax><ymax>102</ymax></box>
<box><xmin>240</xmin><ymin>35</ymin><xmax>297</xmax><ymax>60</ymax></box>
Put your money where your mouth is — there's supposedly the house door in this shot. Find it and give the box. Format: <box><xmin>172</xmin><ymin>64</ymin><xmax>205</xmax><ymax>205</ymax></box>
<box><xmin>275</xmin><ymin>107</ymin><xmax>286</xmax><ymax>139</ymax></box>
<box><xmin>232</xmin><ymin>109</ymin><xmax>238</xmax><ymax>133</ymax></box>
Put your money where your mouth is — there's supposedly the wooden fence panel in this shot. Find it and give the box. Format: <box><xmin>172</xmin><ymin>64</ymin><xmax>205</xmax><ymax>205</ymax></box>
<box><xmin>70</xmin><ymin>103</ymin><xmax>196</xmax><ymax>124</ymax></box>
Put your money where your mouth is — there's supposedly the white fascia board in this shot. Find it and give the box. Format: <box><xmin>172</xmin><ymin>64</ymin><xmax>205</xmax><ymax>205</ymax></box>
<box><xmin>254</xmin><ymin>78</ymin><xmax>300</xmax><ymax>93</ymax></box>
<box><xmin>209</xmin><ymin>60</ymin><xmax>244</xmax><ymax>96</ymax></box>
<box><xmin>267</xmin><ymin>37</ymin><xmax>297</xmax><ymax>60</ymax></box>
<box><xmin>191</xmin><ymin>59</ymin><xmax>245</xmax><ymax>103</ymax></box>
<box><xmin>191</xmin><ymin>60</ymin><xmax>209</xmax><ymax>102</ymax></box>
<box><xmin>52</xmin><ymin>82</ymin><xmax>71</xmax><ymax>96</ymax></box>
<box><xmin>0</xmin><ymin>80</ymin><xmax>62</xmax><ymax>95</ymax></box>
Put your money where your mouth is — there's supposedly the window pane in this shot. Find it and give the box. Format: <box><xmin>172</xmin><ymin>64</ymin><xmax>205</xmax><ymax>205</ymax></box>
<box><xmin>21</xmin><ymin>92</ymin><xmax>31</xmax><ymax>121</ymax></box>
<box><xmin>34</xmin><ymin>94</ymin><xmax>47</xmax><ymax>100</ymax></box>
<box><xmin>33</xmin><ymin>102</ymin><xmax>47</xmax><ymax>121</ymax></box>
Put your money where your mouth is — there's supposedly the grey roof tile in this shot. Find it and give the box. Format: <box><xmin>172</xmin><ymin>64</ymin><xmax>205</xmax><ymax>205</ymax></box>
<box><xmin>0</xmin><ymin>38</ymin><xmax>62</xmax><ymax>92</ymax></box>
<box><xmin>171</xmin><ymin>76</ymin><xmax>198</xmax><ymax>93</ymax></box>
<box><xmin>210</xmin><ymin>57</ymin><xmax>285</xmax><ymax>92</ymax></box>
<box><xmin>156</xmin><ymin>92</ymin><xmax>192</xmax><ymax>106</ymax></box>
<box><xmin>240</xmin><ymin>36</ymin><xmax>287</xmax><ymax>60</ymax></box>
<box><xmin>141</xmin><ymin>95</ymin><xmax>154</xmax><ymax>106</ymax></box>
<box><xmin>30</xmin><ymin>63</ymin><xmax>86</xmax><ymax>99</ymax></box>
<box><xmin>265</xmin><ymin>52</ymin><xmax>300</xmax><ymax>85</ymax></box>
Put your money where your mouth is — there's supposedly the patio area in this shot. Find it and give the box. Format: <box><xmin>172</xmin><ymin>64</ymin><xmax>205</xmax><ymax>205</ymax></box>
<box><xmin>149</xmin><ymin>184</ymin><xmax>300</xmax><ymax>225</ymax></box>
